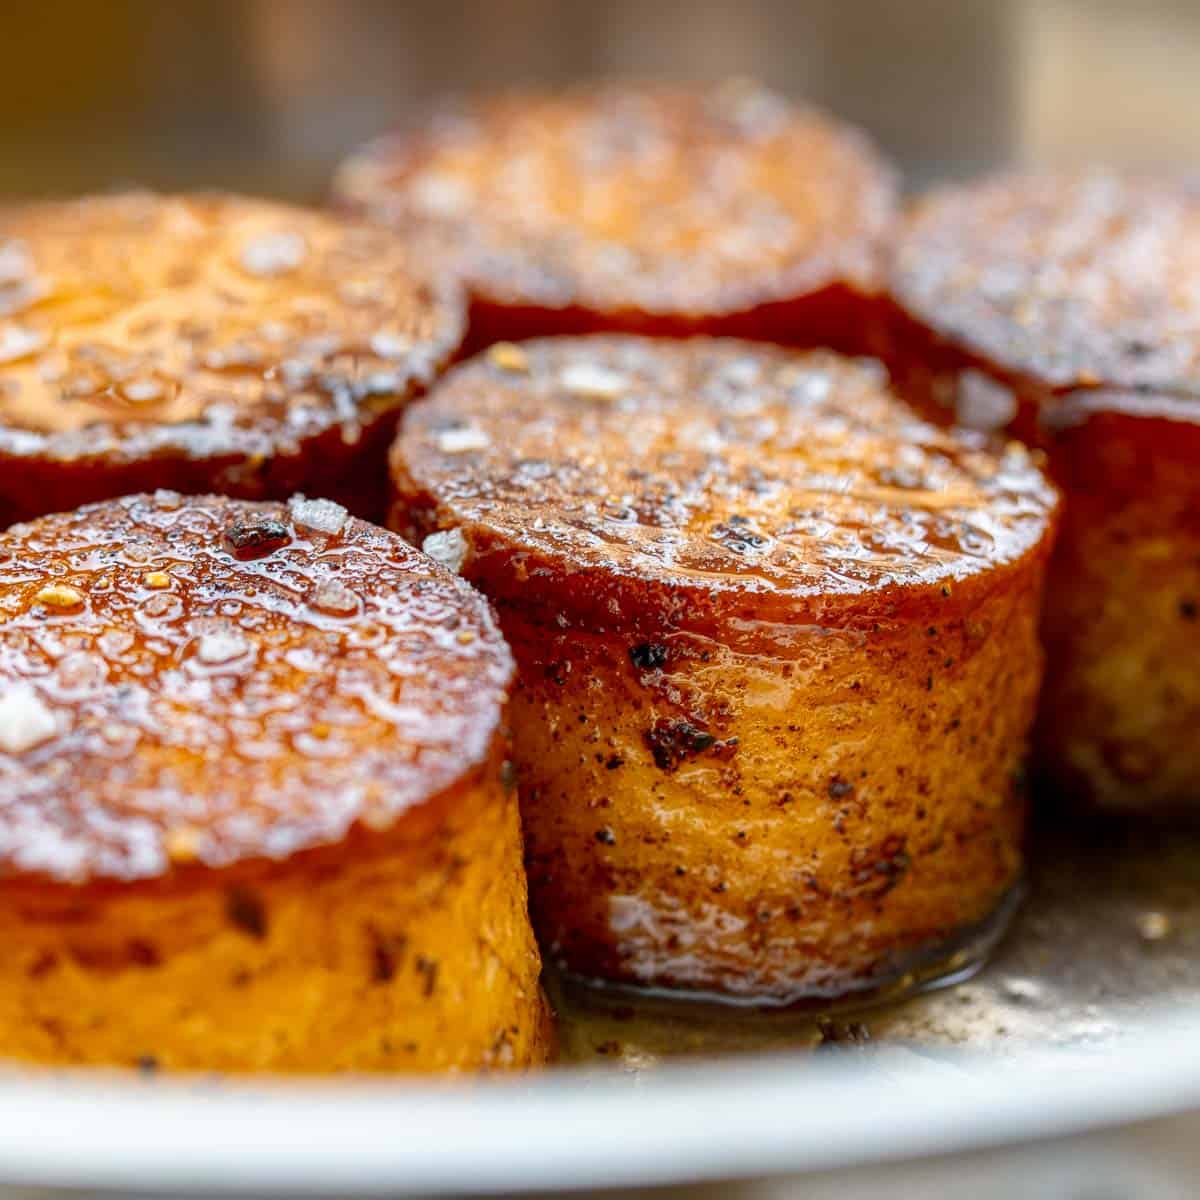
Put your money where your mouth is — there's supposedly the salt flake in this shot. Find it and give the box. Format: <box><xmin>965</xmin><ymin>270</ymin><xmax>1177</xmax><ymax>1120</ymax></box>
<box><xmin>289</xmin><ymin>495</ymin><xmax>349</xmax><ymax>535</ymax></box>
<box><xmin>435</xmin><ymin>427</ymin><xmax>490</xmax><ymax>454</ymax></box>
<box><xmin>239</xmin><ymin>231</ymin><xmax>307</xmax><ymax>277</ymax></box>
<box><xmin>0</xmin><ymin>682</ymin><xmax>59</xmax><ymax>753</ymax></box>
<box><xmin>422</xmin><ymin>528</ymin><xmax>468</xmax><ymax>574</ymax></box>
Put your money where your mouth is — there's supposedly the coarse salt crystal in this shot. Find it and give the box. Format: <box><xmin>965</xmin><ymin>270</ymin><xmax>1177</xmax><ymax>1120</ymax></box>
<box><xmin>410</xmin><ymin>173</ymin><xmax>473</xmax><ymax>217</ymax></box>
<box><xmin>0</xmin><ymin>682</ymin><xmax>59</xmax><ymax>753</ymax></box>
<box><xmin>239</xmin><ymin>231</ymin><xmax>307</xmax><ymax>277</ymax></box>
<box><xmin>121</xmin><ymin>377</ymin><xmax>165</xmax><ymax>404</ymax></box>
<box><xmin>560</xmin><ymin>362</ymin><xmax>628</xmax><ymax>399</ymax></box>
<box><xmin>370</xmin><ymin>330</ymin><xmax>413</xmax><ymax>359</ymax></box>
<box><xmin>435</xmin><ymin>427</ymin><xmax>490</xmax><ymax>454</ymax></box>
<box><xmin>311</xmin><ymin>579</ymin><xmax>359</xmax><ymax>616</ymax></box>
<box><xmin>422</xmin><ymin>528</ymin><xmax>469</xmax><ymax>574</ymax></box>
<box><xmin>195</xmin><ymin>630</ymin><xmax>248</xmax><ymax>666</ymax></box>
<box><xmin>0</xmin><ymin>324</ymin><xmax>44</xmax><ymax>365</ymax></box>
<box><xmin>289</xmin><ymin>495</ymin><xmax>349</xmax><ymax>535</ymax></box>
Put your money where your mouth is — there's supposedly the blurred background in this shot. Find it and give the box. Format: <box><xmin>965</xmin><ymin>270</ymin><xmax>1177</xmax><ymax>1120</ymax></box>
<box><xmin>3</xmin><ymin>0</ymin><xmax>1200</xmax><ymax>202</ymax></box>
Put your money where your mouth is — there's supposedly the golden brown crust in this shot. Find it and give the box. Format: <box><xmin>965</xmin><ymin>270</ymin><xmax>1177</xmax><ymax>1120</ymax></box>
<box><xmin>390</xmin><ymin>337</ymin><xmax>1058</xmax><ymax>1000</ymax></box>
<box><xmin>889</xmin><ymin>170</ymin><xmax>1200</xmax><ymax>396</ymax></box>
<box><xmin>886</xmin><ymin>171</ymin><xmax>1200</xmax><ymax>810</ymax></box>
<box><xmin>0</xmin><ymin>492</ymin><xmax>551</xmax><ymax>1072</ymax></box>
<box><xmin>392</xmin><ymin>337</ymin><xmax>1058</xmax><ymax>634</ymax></box>
<box><xmin>0</xmin><ymin>192</ymin><xmax>465</xmax><ymax>523</ymax></box>
<box><xmin>334</xmin><ymin>82</ymin><xmax>897</xmax><ymax>340</ymax></box>
<box><xmin>502</xmin><ymin>574</ymin><xmax>1040</xmax><ymax>1001</ymax></box>
<box><xmin>0</xmin><ymin>492</ymin><xmax>513</xmax><ymax>882</ymax></box>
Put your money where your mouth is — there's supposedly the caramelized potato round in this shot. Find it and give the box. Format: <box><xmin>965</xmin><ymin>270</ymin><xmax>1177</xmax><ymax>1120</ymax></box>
<box><xmin>888</xmin><ymin>171</ymin><xmax>1200</xmax><ymax>810</ymax></box>
<box><xmin>334</xmin><ymin>82</ymin><xmax>896</xmax><ymax>354</ymax></box>
<box><xmin>0</xmin><ymin>193</ymin><xmax>464</xmax><ymax>526</ymax></box>
<box><xmin>0</xmin><ymin>493</ymin><xmax>550</xmax><ymax>1072</ymax></box>
<box><xmin>390</xmin><ymin>337</ymin><xmax>1059</xmax><ymax>1002</ymax></box>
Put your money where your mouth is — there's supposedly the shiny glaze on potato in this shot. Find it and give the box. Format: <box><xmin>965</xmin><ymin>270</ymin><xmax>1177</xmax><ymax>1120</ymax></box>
<box><xmin>391</xmin><ymin>337</ymin><xmax>1059</xmax><ymax>1001</ymax></box>
<box><xmin>0</xmin><ymin>492</ymin><xmax>550</xmax><ymax>1071</ymax></box>
<box><xmin>0</xmin><ymin>192</ymin><xmax>464</xmax><ymax>525</ymax></box>
<box><xmin>887</xmin><ymin>171</ymin><xmax>1200</xmax><ymax>810</ymax></box>
<box><xmin>335</xmin><ymin>82</ymin><xmax>896</xmax><ymax>354</ymax></box>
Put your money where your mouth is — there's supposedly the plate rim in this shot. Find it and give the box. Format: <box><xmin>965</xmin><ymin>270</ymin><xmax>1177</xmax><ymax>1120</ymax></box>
<box><xmin>0</xmin><ymin>1002</ymin><xmax>1197</xmax><ymax>1195</ymax></box>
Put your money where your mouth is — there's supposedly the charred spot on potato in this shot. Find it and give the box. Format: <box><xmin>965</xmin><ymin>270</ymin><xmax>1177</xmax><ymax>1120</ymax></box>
<box><xmin>594</xmin><ymin>827</ymin><xmax>617</xmax><ymax>845</ymax></box>
<box><xmin>67</xmin><ymin>940</ymin><xmax>162</xmax><ymax>971</ymax></box>
<box><xmin>415</xmin><ymin>955</ymin><xmax>439</xmax><ymax>997</ymax></box>
<box><xmin>369</xmin><ymin>927</ymin><xmax>409</xmax><ymax>983</ymax></box>
<box><xmin>226</xmin><ymin>887</ymin><xmax>268</xmax><ymax>940</ymax></box>
<box><xmin>128</xmin><ymin>939</ymin><xmax>161</xmax><ymax>967</ymax></box>
<box><xmin>629</xmin><ymin>642</ymin><xmax>668</xmax><ymax>672</ymax></box>
<box><xmin>1180</xmin><ymin>598</ymin><xmax>1197</xmax><ymax>621</ymax></box>
<box><xmin>828</xmin><ymin>775</ymin><xmax>854</xmax><ymax>800</ymax></box>
<box><xmin>26</xmin><ymin>951</ymin><xmax>57</xmax><ymax>979</ymax></box>
<box><xmin>851</xmin><ymin>835</ymin><xmax>911</xmax><ymax>896</ymax></box>
<box><xmin>136</xmin><ymin>1053</ymin><xmax>160</xmax><ymax>1075</ymax></box>
<box><xmin>710</xmin><ymin>518</ymin><xmax>769</xmax><ymax>554</ymax></box>
<box><xmin>644</xmin><ymin>718</ymin><xmax>739</xmax><ymax>771</ymax></box>
<box><xmin>224</xmin><ymin>516</ymin><xmax>292</xmax><ymax>559</ymax></box>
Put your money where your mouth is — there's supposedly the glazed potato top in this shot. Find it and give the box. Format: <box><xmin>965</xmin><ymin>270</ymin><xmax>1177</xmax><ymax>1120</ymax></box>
<box><xmin>0</xmin><ymin>192</ymin><xmax>463</xmax><ymax>461</ymax></box>
<box><xmin>892</xmin><ymin>171</ymin><xmax>1200</xmax><ymax>394</ymax></box>
<box><xmin>395</xmin><ymin>338</ymin><xmax>1057</xmax><ymax>614</ymax></box>
<box><xmin>334</xmin><ymin>82</ymin><xmax>895</xmax><ymax>317</ymax></box>
<box><xmin>0</xmin><ymin>493</ymin><xmax>512</xmax><ymax>882</ymax></box>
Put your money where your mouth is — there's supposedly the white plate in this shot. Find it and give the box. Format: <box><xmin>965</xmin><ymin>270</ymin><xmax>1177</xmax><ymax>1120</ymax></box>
<box><xmin>0</xmin><ymin>1007</ymin><xmax>1197</xmax><ymax>1196</ymax></box>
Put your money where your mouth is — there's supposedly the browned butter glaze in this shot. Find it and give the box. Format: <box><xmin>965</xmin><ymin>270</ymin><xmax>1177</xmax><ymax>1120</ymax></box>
<box><xmin>0</xmin><ymin>492</ymin><xmax>550</xmax><ymax>1072</ymax></box>
<box><xmin>391</xmin><ymin>337</ymin><xmax>1059</xmax><ymax>1002</ymax></box>
<box><xmin>335</xmin><ymin>81</ymin><xmax>896</xmax><ymax>353</ymax></box>
<box><xmin>887</xmin><ymin>171</ymin><xmax>1200</xmax><ymax>811</ymax></box>
<box><xmin>0</xmin><ymin>192</ymin><xmax>464</xmax><ymax>525</ymax></box>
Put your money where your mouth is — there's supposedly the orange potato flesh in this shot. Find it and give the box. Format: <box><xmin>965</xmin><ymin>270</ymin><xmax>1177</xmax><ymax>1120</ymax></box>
<box><xmin>0</xmin><ymin>493</ymin><xmax>550</xmax><ymax>1071</ymax></box>
<box><xmin>390</xmin><ymin>337</ymin><xmax>1059</xmax><ymax>1001</ymax></box>
<box><xmin>0</xmin><ymin>759</ymin><xmax>550</xmax><ymax>1073</ymax></box>
<box><xmin>502</xmin><ymin>584</ymin><xmax>1038</xmax><ymax>1000</ymax></box>
<box><xmin>1035</xmin><ymin>402</ymin><xmax>1200</xmax><ymax>811</ymax></box>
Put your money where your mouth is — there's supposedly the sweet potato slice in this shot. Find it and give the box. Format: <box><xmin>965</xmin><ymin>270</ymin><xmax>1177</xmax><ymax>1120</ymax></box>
<box><xmin>0</xmin><ymin>492</ymin><xmax>550</xmax><ymax>1072</ymax></box>
<box><xmin>888</xmin><ymin>171</ymin><xmax>1200</xmax><ymax>810</ymax></box>
<box><xmin>334</xmin><ymin>82</ymin><xmax>896</xmax><ymax>355</ymax></box>
<box><xmin>390</xmin><ymin>337</ymin><xmax>1059</xmax><ymax>1002</ymax></box>
<box><xmin>0</xmin><ymin>193</ymin><xmax>464</xmax><ymax>526</ymax></box>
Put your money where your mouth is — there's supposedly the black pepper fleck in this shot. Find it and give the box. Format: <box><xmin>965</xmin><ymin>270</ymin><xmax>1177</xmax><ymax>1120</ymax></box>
<box><xmin>629</xmin><ymin>642</ymin><xmax>668</xmax><ymax>671</ymax></box>
<box><xmin>226</xmin><ymin>887</ymin><xmax>268</xmax><ymax>939</ymax></box>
